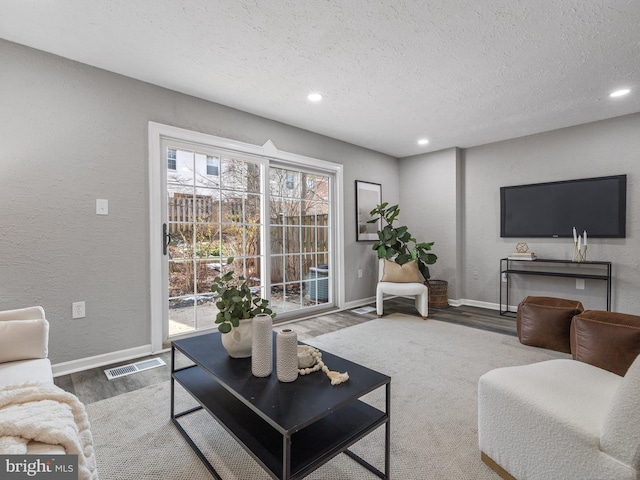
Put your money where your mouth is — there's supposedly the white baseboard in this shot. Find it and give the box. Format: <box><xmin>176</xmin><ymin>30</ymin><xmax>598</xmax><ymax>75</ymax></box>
<box><xmin>52</xmin><ymin>344</ymin><xmax>154</xmax><ymax>377</ymax></box>
<box><xmin>341</xmin><ymin>296</ymin><xmax>376</xmax><ymax>311</ymax></box>
<box><xmin>458</xmin><ymin>298</ymin><xmax>517</xmax><ymax>312</ymax></box>
<box><xmin>458</xmin><ymin>298</ymin><xmax>499</xmax><ymax>310</ymax></box>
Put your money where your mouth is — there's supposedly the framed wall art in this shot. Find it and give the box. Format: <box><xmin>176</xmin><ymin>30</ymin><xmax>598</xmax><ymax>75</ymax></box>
<box><xmin>355</xmin><ymin>180</ymin><xmax>382</xmax><ymax>241</ymax></box>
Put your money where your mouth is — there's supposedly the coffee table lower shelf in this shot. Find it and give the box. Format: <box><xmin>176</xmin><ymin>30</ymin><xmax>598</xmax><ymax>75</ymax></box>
<box><xmin>172</xmin><ymin>365</ymin><xmax>389</xmax><ymax>480</ymax></box>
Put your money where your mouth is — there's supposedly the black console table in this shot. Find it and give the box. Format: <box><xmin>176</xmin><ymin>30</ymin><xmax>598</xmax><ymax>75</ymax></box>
<box><xmin>499</xmin><ymin>258</ymin><xmax>612</xmax><ymax>316</ymax></box>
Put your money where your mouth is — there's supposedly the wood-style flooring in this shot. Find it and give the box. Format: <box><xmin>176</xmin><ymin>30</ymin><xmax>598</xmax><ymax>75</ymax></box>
<box><xmin>54</xmin><ymin>298</ymin><xmax>515</xmax><ymax>405</ymax></box>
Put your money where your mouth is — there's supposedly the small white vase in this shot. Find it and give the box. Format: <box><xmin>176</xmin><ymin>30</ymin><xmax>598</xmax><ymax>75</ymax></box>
<box><xmin>252</xmin><ymin>313</ymin><xmax>273</xmax><ymax>377</ymax></box>
<box><xmin>220</xmin><ymin>318</ymin><xmax>253</xmax><ymax>358</ymax></box>
<box><xmin>276</xmin><ymin>328</ymin><xmax>299</xmax><ymax>382</ymax></box>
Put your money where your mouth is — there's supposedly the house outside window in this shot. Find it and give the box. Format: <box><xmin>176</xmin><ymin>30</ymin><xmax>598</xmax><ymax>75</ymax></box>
<box><xmin>286</xmin><ymin>172</ymin><xmax>295</xmax><ymax>189</ymax></box>
<box><xmin>167</xmin><ymin>148</ymin><xmax>177</xmax><ymax>170</ymax></box>
<box><xmin>206</xmin><ymin>156</ymin><xmax>219</xmax><ymax>176</ymax></box>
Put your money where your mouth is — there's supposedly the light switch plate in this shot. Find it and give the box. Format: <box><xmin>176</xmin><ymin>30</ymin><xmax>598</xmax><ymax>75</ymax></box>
<box><xmin>96</xmin><ymin>199</ymin><xmax>109</xmax><ymax>215</ymax></box>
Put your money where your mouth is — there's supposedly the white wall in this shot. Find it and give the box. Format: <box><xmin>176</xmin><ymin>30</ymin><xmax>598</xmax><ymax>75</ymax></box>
<box><xmin>461</xmin><ymin>114</ymin><xmax>640</xmax><ymax>313</ymax></box>
<box><xmin>0</xmin><ymin>39</ymin><xmax>397</xmax><ymax>364</ymax></box>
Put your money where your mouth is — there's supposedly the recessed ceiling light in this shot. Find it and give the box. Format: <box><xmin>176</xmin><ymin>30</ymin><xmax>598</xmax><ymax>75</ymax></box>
<box><xmin>417</xmin><ymin>138</ymin><xmax>429</xmax><ymax>145</ymax></box>
<box><xmin>307</xmin><ymin>93</ymin><xmax>323</xmax><ymax>102</ymax></box>
<box><xmin>610</xmin><ymin>89</ymin><xmax>631</xmax><ymax>98</ymax></box>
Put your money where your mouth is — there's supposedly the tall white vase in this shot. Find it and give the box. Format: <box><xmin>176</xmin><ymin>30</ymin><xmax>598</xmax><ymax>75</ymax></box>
<box><xmin>251</xmin><ymin>314</ymin><xmax>273</xmax><ymax>377</ymax></box>
<box><xmin>220</xmin><ymin>318</ymin><xmax>252</xmax><ymax>358</ymax></box>
<box><xmin>276</xmin><ymin>328</ymin><xmax>298</xmax><ymax>382</ymax></box>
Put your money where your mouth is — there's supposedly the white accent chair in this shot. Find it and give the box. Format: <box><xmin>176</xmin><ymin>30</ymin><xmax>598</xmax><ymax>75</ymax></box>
<box><xmin>478</xmin><ymin>355</ymin><xmax>640</xmax><ymax>480</ymax></box>
<box><xmin>376</xmin><ymin>259</ymin><xmax>429</xmax><ymax>319</ymax></box>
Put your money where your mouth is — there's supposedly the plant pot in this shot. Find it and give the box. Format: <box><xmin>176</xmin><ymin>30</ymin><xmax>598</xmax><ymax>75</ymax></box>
<box><xmin>220</xmin><ymin>318</ymin><xmax>253</xmax><ymax>358</ymax></box>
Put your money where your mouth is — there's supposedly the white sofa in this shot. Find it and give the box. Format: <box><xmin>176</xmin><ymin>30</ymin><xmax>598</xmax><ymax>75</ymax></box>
<box><xmin>0</xmin><ymin>306</ymin><xmax>65</xmax><ymax>454</ymax></box>
<box><xmin>478</xmin><ymin>356</ymin><xmax>640</xmax><ymax>480</ymax></box>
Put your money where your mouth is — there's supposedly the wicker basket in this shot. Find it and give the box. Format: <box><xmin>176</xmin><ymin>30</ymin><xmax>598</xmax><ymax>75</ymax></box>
<box><xmin>427</xmin><ymin>279</ymin><xmax>449</xmax><ymax>309</ymax></box>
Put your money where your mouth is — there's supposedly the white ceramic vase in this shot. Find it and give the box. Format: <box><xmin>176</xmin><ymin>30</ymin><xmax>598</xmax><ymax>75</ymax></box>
<box><xmin>220</xmin><ymin>318</ymin><xmax>253</xmax><ymax>358</ymax></box>
<box><xmin>251</xmin><ymin>313</ymin><xmax>273</xmax><ymax>377</ymax></box>
<box><xmin>276</xmin><ymin>328</ymin><xmax>299</xmax><ymax>382</ymax></box>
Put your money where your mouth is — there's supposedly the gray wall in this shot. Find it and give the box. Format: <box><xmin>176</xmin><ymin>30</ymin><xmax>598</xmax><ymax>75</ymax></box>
<box><xmin>403</xmin><ymin>113</ymin><xmax>638</xmax><ymax>313</ymax></box>
<box><xmin>0</xmin><ymin>40</ymin><xmax>397</xmax><ymax>364</ymax></box>
<box><xmin>398</xmin><ymin>148</ymin><xmax>462</xmax><ymax>298</ymax></box>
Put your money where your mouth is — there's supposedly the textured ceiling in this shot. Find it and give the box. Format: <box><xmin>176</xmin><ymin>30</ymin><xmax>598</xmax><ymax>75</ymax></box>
<box><xmin>1</xmin><ymin>0</ymin><xmax>639</xmax><ymax>157</ymax></box>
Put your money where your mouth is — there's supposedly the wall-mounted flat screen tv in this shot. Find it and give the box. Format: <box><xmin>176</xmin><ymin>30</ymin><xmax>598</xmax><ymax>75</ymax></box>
<box><xmin>500</xmin><ymin>175</ymin><xmax>627</xmax><ymax>238</ymax></box>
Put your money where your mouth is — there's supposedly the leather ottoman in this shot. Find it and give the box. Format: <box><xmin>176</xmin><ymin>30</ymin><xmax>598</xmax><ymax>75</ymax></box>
<box><xmin>571</xmin><ymin>310</ymin><xmax>640</xmax><ymax>376</ymax></box>
<box><xmin>516</xmin><ymin>296</ymin><xmax>584</xmax><ymax>353</ymax></box>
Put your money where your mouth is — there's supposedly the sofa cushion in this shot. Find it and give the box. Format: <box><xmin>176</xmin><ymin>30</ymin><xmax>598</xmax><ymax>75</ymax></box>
<box><xmin>0</xmin><ymin>359</ymin><xmax>53</xmax><ymax>388</ymax></box>
<box><xmin>516</xmin><ymin>296</ymin><xmax>584</xmax><ymax>353</ymax></box>
<box><xmin>571</xmin><ymin>311</ymin><xmax>640</xmax><ymax>376</ymax></box>
<box><xmin>0</xmin><ymin>318</ymin><xmax>49</xmax><ymax>363</ymax></box>
<box><xmin>381</xmin><ymin>259</ymin><xmax>423</xmax><ymax>283</ymax></box>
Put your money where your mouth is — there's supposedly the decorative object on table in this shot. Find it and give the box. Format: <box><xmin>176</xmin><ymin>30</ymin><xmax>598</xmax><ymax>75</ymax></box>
<box><xmin>356</xmin><ymin>180</ymin><xmax>382</xmax><ymax>241</ymax></box>
<box><xmin>508</xmin><ymin>243</ymin><xmax>536</xmax><ymax>261</ymax></box>
<box><xmin>276</xmin><ymin>329</ymin><xmax>299</xmax><ymax>382</ymax></box>
<box><xmin>211</xmin><ymin>257</ymin><xmax>276</xmax><ymax>358</ymax></box>
<box><xmin>251</xmin><ymin>313</ymin><xmax>273</xmax><ymax>377</ymax></box>
<box><xmin>297</xmin><ymin>345</ymin><xmax>317</xmax><ymax>369</ymax></box>
<box><xmin>572</xmin><ymin>227</ymin><xmax>589</xmax><ymax>262</ymax></box>
<box><xmin>297</xmin><ymin>345</ymin><xmax>350</xmax><ymax>385</ymax></box>
<box><xmin>220</xmin><ymin>318</ymin><xmax>253</xmax><ymax>359</ymax></box>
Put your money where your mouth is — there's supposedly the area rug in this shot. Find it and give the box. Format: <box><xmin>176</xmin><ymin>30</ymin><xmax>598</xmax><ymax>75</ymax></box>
<box><xmin>86</xmin><ymin>314</ymin><xmax>567</xmax><ymax>479</ymax></box>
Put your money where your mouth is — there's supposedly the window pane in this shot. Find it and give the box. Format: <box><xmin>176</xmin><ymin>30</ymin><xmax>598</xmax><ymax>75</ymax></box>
<box><xmin>169</xmin><ymin>260</ymin><xmax>195</xmax><ymax>297</ymax></box>
<box><xmin>245</xmin><ymin>194</ymin><xmax>261</xmax><ymax>224</ymax></box>
<box><xmin>284</xmin><ymin>254</ymin><xmax>301</xmax><ymax>283</ymax></box>
<box><xmin>195</xmin><ymin>260</ymin><xmax>221</xmax><ymax>295</ymax></box>
<box><xmin>270</xmin><ymin>226</ymin><xmax>284</xmax><ymax>255</ymax></box>
<box><xmin>245</xmin><ymin>227</ymin><xmax>261</xmax><ymax>257</ymax></box>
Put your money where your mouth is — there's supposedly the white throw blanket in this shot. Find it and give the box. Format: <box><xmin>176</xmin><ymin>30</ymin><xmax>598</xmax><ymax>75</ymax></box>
<box><xmin>0</xmin><ymin>382</ymin><xmax>98</xmax><ymax>480</ymax></box>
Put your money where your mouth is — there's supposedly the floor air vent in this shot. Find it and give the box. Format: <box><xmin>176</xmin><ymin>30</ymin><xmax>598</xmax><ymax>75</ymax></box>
<box><xmin>351</xmin><ymin>306</ymin><xmax>376</xmax><ymax>314</ymax></box>
<box><xmin>104</xmin><ymin>357</ymin><xmax>166</xmax><ymax>380</ymax></box>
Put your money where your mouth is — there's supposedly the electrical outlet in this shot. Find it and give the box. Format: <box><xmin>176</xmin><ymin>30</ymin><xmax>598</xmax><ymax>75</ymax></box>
<box><xmin>72</xmin><ymin>301</ymin><xmax>86</xmax><ymax>319</ymax></box>
<box><xmin>576</xmin><ymin>279</ymin><xmax>585</xmax><ymax>290</ymax></box>
<box><xmin>357</xmin><ymin>269</ymin><xmax>363</xmax><ymax>278</ymax></box>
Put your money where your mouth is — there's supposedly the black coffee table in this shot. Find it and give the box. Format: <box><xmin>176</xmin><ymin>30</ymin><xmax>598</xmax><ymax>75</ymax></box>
<box><xmin>171</xmin><ymin>332</ymin><xmax>390</xmax><ymax>480</ymax></box>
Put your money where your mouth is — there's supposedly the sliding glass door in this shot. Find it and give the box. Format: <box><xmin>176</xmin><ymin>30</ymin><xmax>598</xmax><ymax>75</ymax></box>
<box><xmin>269</xmin><ymin>167</ymin><xmax>331</xmax><ymax>313</ymax></box>
<box><xmin>150</xmin><ymin>126</ymin><xmax>340</xmax><ymax>346</ymax></box>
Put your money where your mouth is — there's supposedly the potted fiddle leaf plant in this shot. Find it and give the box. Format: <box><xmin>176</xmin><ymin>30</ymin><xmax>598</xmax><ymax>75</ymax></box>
<box><xmin>211</xmin><ymin>257</ymin><xmax>275</xmax><ymax>358</ymax></box>
<box><xmin>368</xmin><ymin>203</ymin><xmax>437</xmax><ymax>280</ymax></box>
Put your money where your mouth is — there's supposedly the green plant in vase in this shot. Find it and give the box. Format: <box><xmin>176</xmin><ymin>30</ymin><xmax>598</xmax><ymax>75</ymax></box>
<box><xmin>211</xmin><ymin>258</ymin><xmax>275</xmax><ymax>334</ymax></box>
<box><xmin>210</xmin><ymin>258</ymin><xmax>275</xmax><ymax>358</ymax></box>
<box><xmin>368</xmin><ymin>203</ymin><xmax>437</xmax><ymax>280</ymax></box>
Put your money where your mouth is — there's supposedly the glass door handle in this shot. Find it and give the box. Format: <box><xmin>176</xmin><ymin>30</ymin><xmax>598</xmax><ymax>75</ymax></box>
<box><xmin>163</xmin><ymin>223</ymin><xmax>171</xmax><ymax>256</ymax></box>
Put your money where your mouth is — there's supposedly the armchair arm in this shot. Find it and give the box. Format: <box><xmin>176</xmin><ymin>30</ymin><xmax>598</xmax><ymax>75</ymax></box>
<box><xmin>0</xmin><ymin>306</ymin><xmax>49</xmax><ymax>363</ymax></box>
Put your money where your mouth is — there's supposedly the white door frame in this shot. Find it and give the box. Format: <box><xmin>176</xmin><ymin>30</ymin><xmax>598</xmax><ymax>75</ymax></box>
<box><xmin>148</xmin><ymin>122</ymin><xmax>344</xmax><ymax>352</ymax></box>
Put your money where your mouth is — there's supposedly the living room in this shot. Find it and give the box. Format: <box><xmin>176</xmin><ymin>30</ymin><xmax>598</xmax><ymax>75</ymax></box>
<box><xmin>1</xmin><ymin>2</ymin><xmax>639</xmax><ymax>479</ymax></box>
